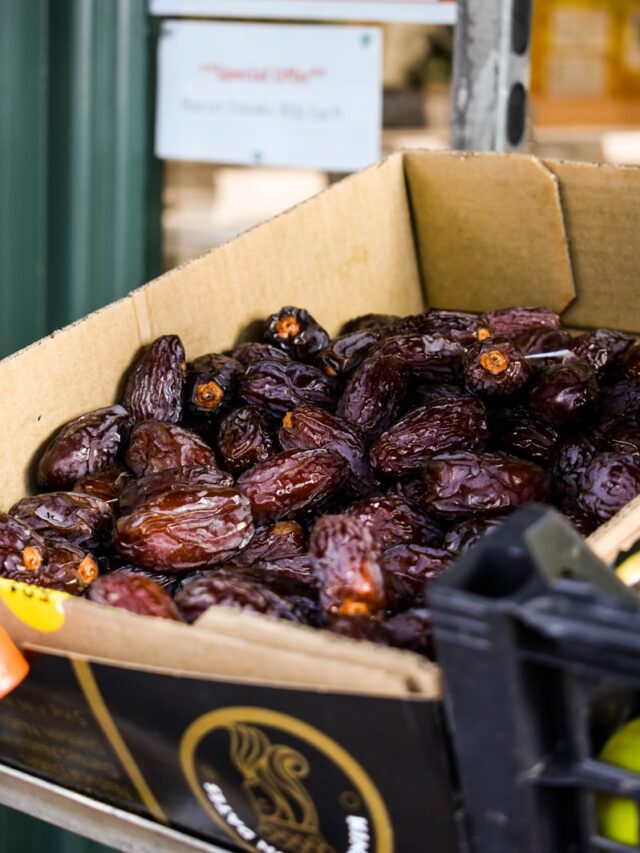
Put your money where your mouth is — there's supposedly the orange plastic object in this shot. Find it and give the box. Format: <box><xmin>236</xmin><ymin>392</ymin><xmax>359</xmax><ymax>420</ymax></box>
<box><xmin>0</xmin><ymin>624</ymin><xmax>29</xmax><ymax>698</ymax></box>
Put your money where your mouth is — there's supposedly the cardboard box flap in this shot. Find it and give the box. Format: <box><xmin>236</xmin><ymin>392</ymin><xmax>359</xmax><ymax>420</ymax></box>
<box><xmin>404</xmin><ymin>151</ymin><xmax>576</xmax><ymax>314</ymax></box>
<box><xmin>1</xmin><ymin>597</ymin><xmax>439</xmax><ymax>699</ymax></box>
<box><xmin>545</xmin><ymin>160</ymin><xmax>640</xmax><ymax>333</ymax></box>
<box><xmin>138</xmin><ymin>152</ymin><xmax>425</xmax><ymax>358</ymax></box>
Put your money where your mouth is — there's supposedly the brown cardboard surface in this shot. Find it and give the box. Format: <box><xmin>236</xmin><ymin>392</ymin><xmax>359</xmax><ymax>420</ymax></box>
<box><xmin>545</xmin><ymin>160</ymin><xmax>640</xmax><ymax>333</ymax></box>
<box><xmin>404</xmin><ymin>151</ymin><xmax>576</xmax><ymax>314</ymax></box>
<box><xmin>588</xmin><ymin>494</ymin><xmax>640</xmax><ymax>565</ymax></box>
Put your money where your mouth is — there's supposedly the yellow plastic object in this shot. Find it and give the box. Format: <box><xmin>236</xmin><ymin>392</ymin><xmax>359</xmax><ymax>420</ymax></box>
<box><xmin>0</xmin><ymin>577</ymin><xmax>68</xmax><ymax>632</ymax></box>
<box><xmin>0</xmin><ymin>624</ymin><xmax>29</xmax><ymax>699</ymax></box>
<box><xmin>597</xmin><ymin>717</ymin><xmax>640</xmax><ymax>844</ymax></box>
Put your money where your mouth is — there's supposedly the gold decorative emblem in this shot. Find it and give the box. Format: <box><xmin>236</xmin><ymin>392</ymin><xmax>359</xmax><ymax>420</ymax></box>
<box><xmin>180</xmin><ymin>706</ymin><xmax>393</xmax><ymax>853</ymax></box>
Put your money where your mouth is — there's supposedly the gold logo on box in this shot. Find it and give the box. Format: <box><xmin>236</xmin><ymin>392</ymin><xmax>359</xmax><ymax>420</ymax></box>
<box><xmin>180</xmin><ymin>706</ymin><xmax>393</xmax><ymax>852</ymax></box>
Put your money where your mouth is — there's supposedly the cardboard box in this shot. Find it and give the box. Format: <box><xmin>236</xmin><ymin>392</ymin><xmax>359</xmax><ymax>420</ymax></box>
<box><xmin>1</xmin><ymin>150</ymin><xmax>640</xmax><ymax>852</ymax></box>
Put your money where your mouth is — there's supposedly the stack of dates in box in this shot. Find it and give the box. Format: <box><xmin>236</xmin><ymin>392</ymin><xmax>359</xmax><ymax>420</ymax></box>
<box><xmin>2</xmin><ymin>305</ymin><xmax>640</xmax><ymax>658</ymax></box>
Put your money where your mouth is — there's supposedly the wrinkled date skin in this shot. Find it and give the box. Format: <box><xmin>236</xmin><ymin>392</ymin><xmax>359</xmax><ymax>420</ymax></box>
<box><xmin>605</xmin><ymin>424</ymin><xmax>640</xmax><ymax>457</ymax></box>
<box><xmin>569</xmin><ymin>329</ymin><xmax>633</xmax><ymax>376</ymax></box>
<box><xmin>210</xmin><ymin>565</ymin><xmax>321</xmax><ymax>625</ymax></box>
<box><xmin>47</xmin><ymin>537</ymin><xmax>99</xmax><ymax>592</ymax></box>
<box><xmin>385</xmin><ymin>608</ymin><xmax>434</xmax><ymax>657</ymax></box>
<box><xmin>513</xmin><ymin>327</ymin><xmax>572</xmax><ymax>356</ymax></box>
<box><xmin>370</xmin><ymin>398</ymin><xmax>489</xmax><ymax>476</ymax></box>
<box><xmin>123</xmin><ymin>335</ymin><xmax>186</xmax><ymax>424</ymax></box>
<box><xmin>263</xmin><ymin>306</ymin><xmax>330</xmax><ymax>362</ymax></box>
<box><xmin>316</xmin><ymin>329</ymin><xmax>381</xmax><ymax>378</ymax></box>
<box><xmin>237</xmin><ymin>449</ymin><xmax>347</xmax><ymax>521</ymax></box>
<box><xmin>38</xmin><ymin>406</ymin><xmax>131</xmax><ymax>490</ymax></box>
<box><xmin>232</xmin><ymin>521</ymin><xmax>307</xmax><ymax>567</ymax></box>
<box><xmin>278</xmin><ymin>405</ymin><xmax>378</xmax><ymax>495</ymax></box>
<box><xmin>490</xmin><ymin>407</ymin><xmax>560</xmax><ymax>463</ymax></box>
<box><xmin>88</xmin><ymin>572</ymin><xmax>181</xmax><ymax>620</ymax></box>
<box><xmin>412</xmin><ymin>383</ymin><xmax>474</xmax><ymax>407</ymax></box>
<box><xmin>174</xmin><ymin>572</ymin><xmax>305</xmax><ymax>624</ymax></box>
<box><xmin>337</xmin><ymin>355</ymin><xmax>410</xmax><ymax>439</ymax></box>
<box><xmin>310</xmin><ymin>514</ymin><xmax>385</xmax><ymax>615</ymax></box>
<box><xmin>529</xmin><ymin>363</ymin><xmax>599</xmax><ymax>426</ymax></box>
<box><xmin>73</xmin><ymin>464</ymin><xmax>134</xmax><ymax>504</ymax></box>
<box><xmin>483</xmin><ymin>306</ymin><xmax>561</xmax><ymax>337</ymax></box>
<box><xmin>577</xmin><ymin>453</ymin><xmax>640</xmax><ymax>522</ymax></box>
<box><xmin>241</xmin><ymin>358</ymin><xmax>338</xmax><ymax>417</ymax></box>
<box><xmin>598</xmin><ymin>378</ymin><xmax>640</xmax><ymax>430</ymax></box>
<box><xmin>346</xmin><ymin>494</ymin><xmax>443</xmax><ymax>549</ymax></box>
<box><xmin>109</xmin><ymin>564</ymin><xmax>179</xmax><ymax>595</ymax></box>
<box><xmin>373</xmin><ymin>334</ymin><xmax>465</xmax><ymax>382</ymax></box>
<box><xmin>464</xmin><ymin>338</ymin><xmax>532</xmax><ymax>397</ymax></box>
<box><xmin>119</xmin><ymin>466</ymin><xmax>234</xmax><ymax>515</ymax></box>
<box><xmin>10</xmin><ymin>492</ymin><xmax>114</xmax><ymax>549</ymax></box>
<box><xmin>422</xmin><ymin>452</ymin><xmax>550</xmax><ymax>518</ymax></box>
<box><xmin>443</xmin><ymin>516</ymin><xmax>505</xmax><ymax>556</ymax></box>
<box><xmin>551</xmin><ymin>432</ymin><xmax>602</xmax><ymax>503</ymax></box>
<box><xmin>216</xmin><ymin>405</ymin><xmax>276</xmax><ymax>474</ymax></box>
<box><xmin>382</xmin><ymin>544</ymin><xmax>451</xmax><ymax>611</ymax></box>
<box><xmin>231</xmin><ymin>342</ymin><xmax>291</xmax><ymax>367</ymax></box>
<box><xmin>0</xmin><ymin>513</ymin><xmax>49</xmax><ymax>578</ymax></box>
<box><xmin>400</xmin><ymin>310</ymin><xmax>488</xmax><ymax>346</ymax></box>
<box><xmin>116</xmin><ymin>486</ymin><xmax>254</xmax><ymax>571</ymax></box>
<box><xmin>186</xmin><ymin>353</ymin><xmax>243</xmax><ymax>416</ymax></box>
<box><xmin>125</xmin><ymin>421</ymin><xmax>217</xmax><ymax>478</ymax></box>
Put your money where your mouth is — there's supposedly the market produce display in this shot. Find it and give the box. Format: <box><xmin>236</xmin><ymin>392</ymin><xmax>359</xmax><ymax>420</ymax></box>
<box><xmin>2</xmin><ymin>305</ymin><xmax>639</xmax><ymax>658</ymax></box>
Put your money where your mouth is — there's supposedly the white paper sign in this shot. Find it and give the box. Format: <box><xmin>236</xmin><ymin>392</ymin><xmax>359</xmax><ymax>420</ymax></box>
<box><xmin>155</xmin><ymin>20</ymin><xmax>382</xmax><ymax>172</ymax></box>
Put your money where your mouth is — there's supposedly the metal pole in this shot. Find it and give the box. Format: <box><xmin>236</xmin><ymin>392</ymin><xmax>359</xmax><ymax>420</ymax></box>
<box><xmin>451</xmin><ymin>0</ymin><xmax>533</xmax><ymax>152</ymax></box>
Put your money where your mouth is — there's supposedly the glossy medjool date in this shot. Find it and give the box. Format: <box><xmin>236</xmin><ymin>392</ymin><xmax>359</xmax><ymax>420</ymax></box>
<box><xmin>231</xmin><ymin>342</ymin><xmax>291</xmax><ymax>367</ymax></box>
<box><xmin>231</xmin><ymin>521</ymin><xmax>306</xmax><ymax>567</ymax></box>
<box><xmin>422</xmin><ymin>452</ymin><xmax>550</xmax><ymax>518</ymax></box>
<box><xmin>241</xmin><ymin>358</ymin><xmax>338</xmax><ymax>417</ymax></box>
<box><xmin>464</xmin><ymin>338</ymin><xmax>532</xmax><ymax>397</ymax></box>
<box><xmin>310</xmin><ymin>515</ymin><xmax>385</xmax><ymax>616</ymax></box>
<box><xmin>278</xmin><ymin>405</ymin><xmax>378</xmax><ymax>495</ymax></box>
<box><xmin>316</xmin><ymin>329</ymin><xmax>381</xmax><ymax>378</ymax></box>
<box><xmin>569</xmin><ymin>329</ymin><xmax>633</xmax><ymax>376</ymax></box>
<box><xmin>37</xmin><ymin>406</ymin><xmax>131</xmax><ymax>490</ymax></box>
<box><xmin>529</xmin><ymin>363</ymin><xmax>599</xmax><ymax>426</ymax></box>
<box><xmin>186</xmin><ymin>353</ymin><xmax>243</xmax><ymax>416</ymax></box>
<box><xmin>116</xmin><ymin>486</ymin><xmax>254</xmax><ymax>571</ymax></box>
<box><xmin>513</xmin><ymin>327</ymin><xmax>572</xmax><ymax>356</ymax></box>
<box><xmin>346</xmin><ymin>494</ymin><xmax>443</xmax><ymax>549</ymax></box>
<box><xmin>125</xmin><ymin>421</ymin><xmax>217</xmax><ymax>478</ymax></box>
<box><xmin>411</xmin><ymin>383</ymin><xmax>473</xmax><ymax>408</ymax></box>
<box><xmin>217</xmin><ymin>405</ymin><xmax>276</xmax><ymax>474</ymax></box>
<box><xmin>577</xmin><ymin>453</ymin><xmax>640</xmax><ymax>522</ymax></box>
<box><xmin>443</xmin><ymin>516</ymin><xmax>506</xmax><ymax>556</ymax></box>
<box><xmin>88</xmin><ymin>573</ymin><xmax>181</xmax><ymax>620</ymax></box>
<box><xmin>416</xmin><ymin>310</ymin><xmax>489</xmax><ymax>346</ymax></box>
<box><xmin>174</xmin><ymin>572</ymin><xmax>305</xmax><ymax>624</ymax></box>
<box><xmin>336</xmin><ymin>355</ymin><xmax>410</xmax><ymax>439</ymax></box>
<box><xmin>551</xmin><ymin>432</ymin><xmax>602</xmax><ymax>503</ymax></box>
<box><xmin>10</xmin><ymin>492</ymin><xmax>114</xmax><ymax>549</ymax></box>
<box><xmin>73</xmin><ymin>464</ymin><xmax>134</xmax><ymax>505</ymax></box>
<box><xmin>123</xmin><ymin>335</ymin><xmax>186</xmax><ymax>424</ymax></box>
<box><xmin>119</xmin><ymin>466</ymin><xmax>234</xmax><ymax>515</ymax></box>
<box><xmin>0</xmin><ymin>514</ymin><xmax>48</xmax><ymax>578</ymax></box>
<box><xmin>490</xmin><ymin>407</ymin><xmax>560</xmax><ymax>463</ymax></box>
<box><xmin>370</xmin><ymin>398</ymin><xmax>489</xmax><ymax>476</ymax></box>
<box><xmin>263</xmin><ymin>306</ymin><xmax>330</xmax><ymax>361</ymax></box>
<box><xmin>382</xmin><ymin>543</ymin><xmax>451</xmax><ymax>611</ymax></box>
<box><xmin>237</xmin><ymin>449</ymin><xmax>347</xmax><ymax>521</ymax></box>
<box><xmin>372</xmin><ymin>334</ymin><xmax>465</xmax><ymax>382</ymax></box>
<box><xmin>483</xmin><ymin>306</ymin><xmax>561</xmax><ymax>337</ymax></box>
<box><xmin>47</xmin><ymin>537</ymin><xmax>99</xmax><ymax>589</ymax></box>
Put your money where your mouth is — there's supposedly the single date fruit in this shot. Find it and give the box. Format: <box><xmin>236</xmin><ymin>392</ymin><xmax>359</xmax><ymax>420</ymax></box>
<box><xmin>88</xmin><ymin>573</ymin><xmax>180</xmax><ymax>620</ymax></box>
<box><xmin>186</xmin><ymin>353</ymin><xmax>243</xmax><ymax>416</ymax></box>
<box><xmin>119</xmin><ymin>466</ymin><xmax>234</xmax><ymax>515</ymax></box>
<box><xmin>490</xmin><ymin>407</ymin><xmax>560</xmax><ymax>463</ymax></box>
<box><xmin>422</xmin><ymin>452</ymin><xmax>550</xmax><ymax>518</ymax></box>
<box><xmin>316</xmin><ymin>329</ymin><xmax>381</xmax><ymax>378</ymax></box>
<box><xmin>73</xmin><ymin>464</ymin><xmax>133</xmax><ymax>504</ymax></box>
<box><xmin>408</xmin><ymin>310</ymin><xmax>489</xmax><ymax>346</ymax></box>
<box><xmin>231</xmin><ymin>342</ymin><xmax>291</xmax><ymax>367</ymax></box>
<box><xmin>577</xmin><ymin>453</ymin><xmax>640</xmax><ymax>522</ymax></box>
<box><xmin>346</xmin><ymin>494</ymin><xmax>443</xmax><ymax>549</ymax></box>
<box><xmin>598</xmin><ymin>378</ymin><xmax>640</xmax><ymax>430</ymax></box>
<box><xmin>529</xmin><ymin>363</ymin><xmax>599</xmax><ymax>426</ymax></box>
<box><xmin>513</xmin><ymin>327</ymin><xmax>572</xmax><ymax>356</ymax></box>
<box><xmin>10</xmin><ymin>492</ymin><xmax>114</xmax><ymax>549</ymax></box>
<box><xmin>217</xmin><ymin>405</ymin><xmax>276</xmax><ymax>474</ymax></box>
<box><xmin>370</xmin><ymin>398</ymin><xmax>489</xmax><ymax>475</ymax></box>
<box><xmin>125</xmin><ymin>421</ymin><xmax>217</xmax><ymax>478</ymax></box>
<box><xmin>232</xmin><ymin>521</ymin><xmax>307</xmax><ymax>567</ymax></box>
<box><xmin>443</xmin><ymin>516</ymin><xmax>505</xmax><ymax>556</ymax></box>
<box><xmin>483</xmin><ymin>306</ymin><xmax>561</xmax><ymax>337</ymax></box>
<box><xmin>336</xmin><ymin>355</ymin><xmax>410</xmax><ymax>439</ymax></box>
<box><xmin>123</xmin><ymin>335</ymin><xmax>186</xmax><ymax>423</ymax></box>
<box><xmin>237</xmin><ymin>449</ymin><xmax>347</xmax><ymax>520</ymax></box>
<box><xmin>37</xmin><ymin>406</ymin><xmax>131</xmax><ymax>490</ymax></box>
<box><xmin>382</xmin><ymin>544</ymin><xmax>451</xmax><ymax>611</ymax></box>
<box><xmin>115</xmin><ymin>486</ymin><xmax>254</xmax><ymax>571</ymax></box>
<box><xmin>385</xmin><ymin>608</ymin><xmax>434</xmax><ymax>657</ymax></box>
<box><xmin>0</xmin><ymin>514</ymin><xmax>48</xmax><ymax>578</ymax></box>
<box><xmin>372</xmin><ymin>334</ymin><xmax>465</xmax><ymax>382</ymax></box>
<box><xmin>263</xmin><ymin>306</ymin><xmax>330</xmax><ymax>361</ymax></box>
<box><xmin>464</xmin><ymin>338</ymin><xmax>532</xmax><ymax>397</ymax></box>
<box><xmin>569</xmin><ymin>329</ymin><xmax>633</xmax><ymax>376</ymax></box>
<box><xmin>310</xmin><ymin>515</ymin><xmax>385</xmax><ymax>616</ymax></box>
<box><xmin>551</xmin><ymin>432</ymin><xmax>602</xmax><ymax>503</ymax></box>
<box><xmin>241</xmin><ymin>358</ymin><xmax>338</xmax><ymax>417</ymax></box>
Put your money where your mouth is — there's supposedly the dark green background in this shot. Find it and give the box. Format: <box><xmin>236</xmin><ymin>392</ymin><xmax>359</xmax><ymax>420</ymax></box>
<box><xmin>1</xmin><ymin>0</ymin><xmax>161</xmax><ymax>848</ymax></box>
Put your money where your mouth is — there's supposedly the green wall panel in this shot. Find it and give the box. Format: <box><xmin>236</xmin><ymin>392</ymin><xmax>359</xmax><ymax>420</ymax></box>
<box><xmin>0</xmin><ymin>0</ymin><xmax>49</xmax><ymax>358</ymax></box>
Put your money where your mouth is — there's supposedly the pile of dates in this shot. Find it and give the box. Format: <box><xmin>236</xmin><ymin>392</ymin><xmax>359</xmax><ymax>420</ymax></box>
<box><xmin>2</xmin><ymin>305</ymin><xmax>640</xmax><ymax>659</ymax></box>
